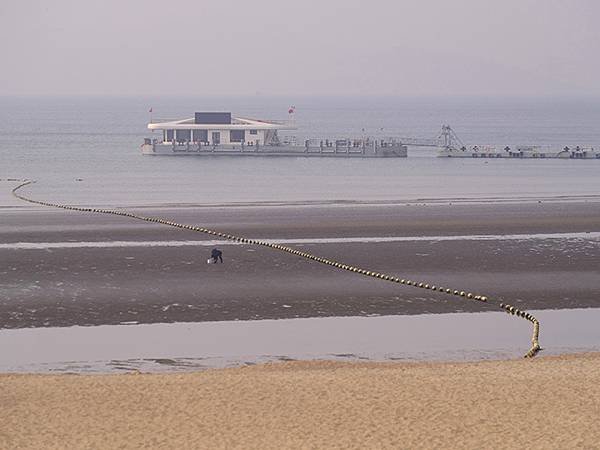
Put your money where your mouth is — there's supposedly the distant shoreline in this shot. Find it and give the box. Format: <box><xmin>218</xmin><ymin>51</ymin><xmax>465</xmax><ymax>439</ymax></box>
<box><xmin>3</xmin><ymin>190</ymin><xmax>600</xmax><ymax>210</ymax></box>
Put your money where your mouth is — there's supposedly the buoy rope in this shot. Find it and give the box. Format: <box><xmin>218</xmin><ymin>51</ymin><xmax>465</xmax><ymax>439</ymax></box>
<box><xmin>12</xmin><ymin>180</ymin><xmax>541</xmax><ymax>358</ymax></box>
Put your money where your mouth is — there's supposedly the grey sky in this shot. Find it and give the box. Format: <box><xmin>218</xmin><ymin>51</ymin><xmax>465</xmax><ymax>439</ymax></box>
<box><xmin>1</xmin><ymin>0</ymin><xmax>599</xmax><ymax>96</ymax></box>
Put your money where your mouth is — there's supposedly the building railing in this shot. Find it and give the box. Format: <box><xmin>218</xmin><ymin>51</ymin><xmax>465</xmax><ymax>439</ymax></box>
<box><xmin>149</xmin><ymin>118</ymin><xmax>188</xmax><ymax>124</ymax></box>
<box><xmin>146</xmin><ymin>138</ymin><xmax>407</xmax><ymax>156</ymax></box>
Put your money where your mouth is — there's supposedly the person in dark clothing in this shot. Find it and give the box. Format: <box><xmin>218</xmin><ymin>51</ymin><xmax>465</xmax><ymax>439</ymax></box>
<box><xmin>210</xmin><ymin>248</ymin><xmax>223</xmax><ymax>263</ymax></box>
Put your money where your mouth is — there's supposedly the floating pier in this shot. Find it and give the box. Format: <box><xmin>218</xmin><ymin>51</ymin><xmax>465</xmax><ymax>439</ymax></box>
<box><xmin>142</xmin><ymin>111</ymin><xmax>407</xmax><ymax>157</ymax></box>
<box><xmin>141</xmin><ymin>113</ymin><xmax>598</xmax><ymax>159</ymax></box>
<box><xmin>142</xmin><ymin>138</ymin><xmax>408</xmax><ymax>158</ymax></box>
<box><xmin>439</xmin><ymin>145</ymin><xmax>600</xmax><ymax>159</ymax></box>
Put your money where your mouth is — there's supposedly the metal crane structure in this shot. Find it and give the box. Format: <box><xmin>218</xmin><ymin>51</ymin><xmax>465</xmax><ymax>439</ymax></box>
<box><xmin>437</xmin><ymin>124</ymin><xmax>465</xmax><ymax>150</ymax></box>
<box><xmin>393</xmin><ymin>124</ymin><xmax>464</xmax><ymax>150</ymax></box>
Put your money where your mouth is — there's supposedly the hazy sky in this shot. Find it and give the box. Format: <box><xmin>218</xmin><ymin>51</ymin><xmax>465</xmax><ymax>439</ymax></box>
<box><xmin>1</xmin><ymin>0</ymin><xmax>599</xmax><ymax>96</ymax></box>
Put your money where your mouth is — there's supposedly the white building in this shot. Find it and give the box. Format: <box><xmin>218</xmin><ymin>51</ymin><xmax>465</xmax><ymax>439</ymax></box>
<box><xmin>142</xmin><ymin>110</ymin><xmax>408</xmax><ymax>157</ymax></box>
<box><xmin>147</xmin><ymin>112</ymin><xmax>296</xmax><ymax>148</ymax></box>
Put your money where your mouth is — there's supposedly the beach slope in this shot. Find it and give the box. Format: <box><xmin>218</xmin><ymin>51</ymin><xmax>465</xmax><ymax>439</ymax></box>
<box><xmin>1</xmin><ymin>353</ymin><xmax>599</xmax><ymax>449</ymax></box>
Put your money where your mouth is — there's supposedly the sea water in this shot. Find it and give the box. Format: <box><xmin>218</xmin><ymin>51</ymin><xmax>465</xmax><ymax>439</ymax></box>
<box><xmin>1</xmin><ymin>95</ymin><xmax>600</xmax><ymax>207</ymax></box>
<box><xmin>2</xmin><ymin>308</ymin><xmax>600</xmax><ymax>373</ymax></box>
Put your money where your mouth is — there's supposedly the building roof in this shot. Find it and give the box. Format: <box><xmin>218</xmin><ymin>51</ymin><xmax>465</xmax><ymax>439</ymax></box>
<box><xmin>148</xmin><ymin>116</ymin><xmax>296</xmax><ymax>131</ymax></box>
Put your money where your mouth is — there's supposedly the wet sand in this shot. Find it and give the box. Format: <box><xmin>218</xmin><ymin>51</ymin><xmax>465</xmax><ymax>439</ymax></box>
<box><xmin>1</xmin><ymin>201</ymin><xmax>600</xmax><ymax>328</ymax></box>
<box><xmin>1</xmin><ymin>353</ymin><xmax>599</xmax><ymax>449</ymax></box>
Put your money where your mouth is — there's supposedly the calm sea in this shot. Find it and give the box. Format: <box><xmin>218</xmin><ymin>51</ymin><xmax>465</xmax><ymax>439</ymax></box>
<box><xmin>1</xmin><ymin>95</ymin><xmax>600</xmax><ymax>207</ymax></box>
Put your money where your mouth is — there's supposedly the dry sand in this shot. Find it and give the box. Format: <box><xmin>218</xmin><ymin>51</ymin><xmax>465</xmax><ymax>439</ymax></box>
<box><xmin>2</xmin><ymin>353</ymin><xmax>599</xmax><ymax>449</ymax></box>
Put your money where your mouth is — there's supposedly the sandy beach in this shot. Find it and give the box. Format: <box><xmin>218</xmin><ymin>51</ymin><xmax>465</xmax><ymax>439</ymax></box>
<box><xmin>3</xmin><ymin>2</ymin><xmax>600</xmax><ymax>447</ymax></box>
<box><xmin>2</xmin><ymin>201</ymin><xmax>600</xmax><ymax>328</ymax></box>
<box><xmin>1</xmin><ymin>352</ymin><xmax>599</xmax><ymax>449</ymax></box>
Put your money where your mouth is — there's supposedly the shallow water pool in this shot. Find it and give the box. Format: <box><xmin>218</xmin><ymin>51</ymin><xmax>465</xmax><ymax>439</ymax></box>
<box><xmin>1</xmin><ymin>308</ymin><xmax>598</xmax><ymax>373</ymax></box>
